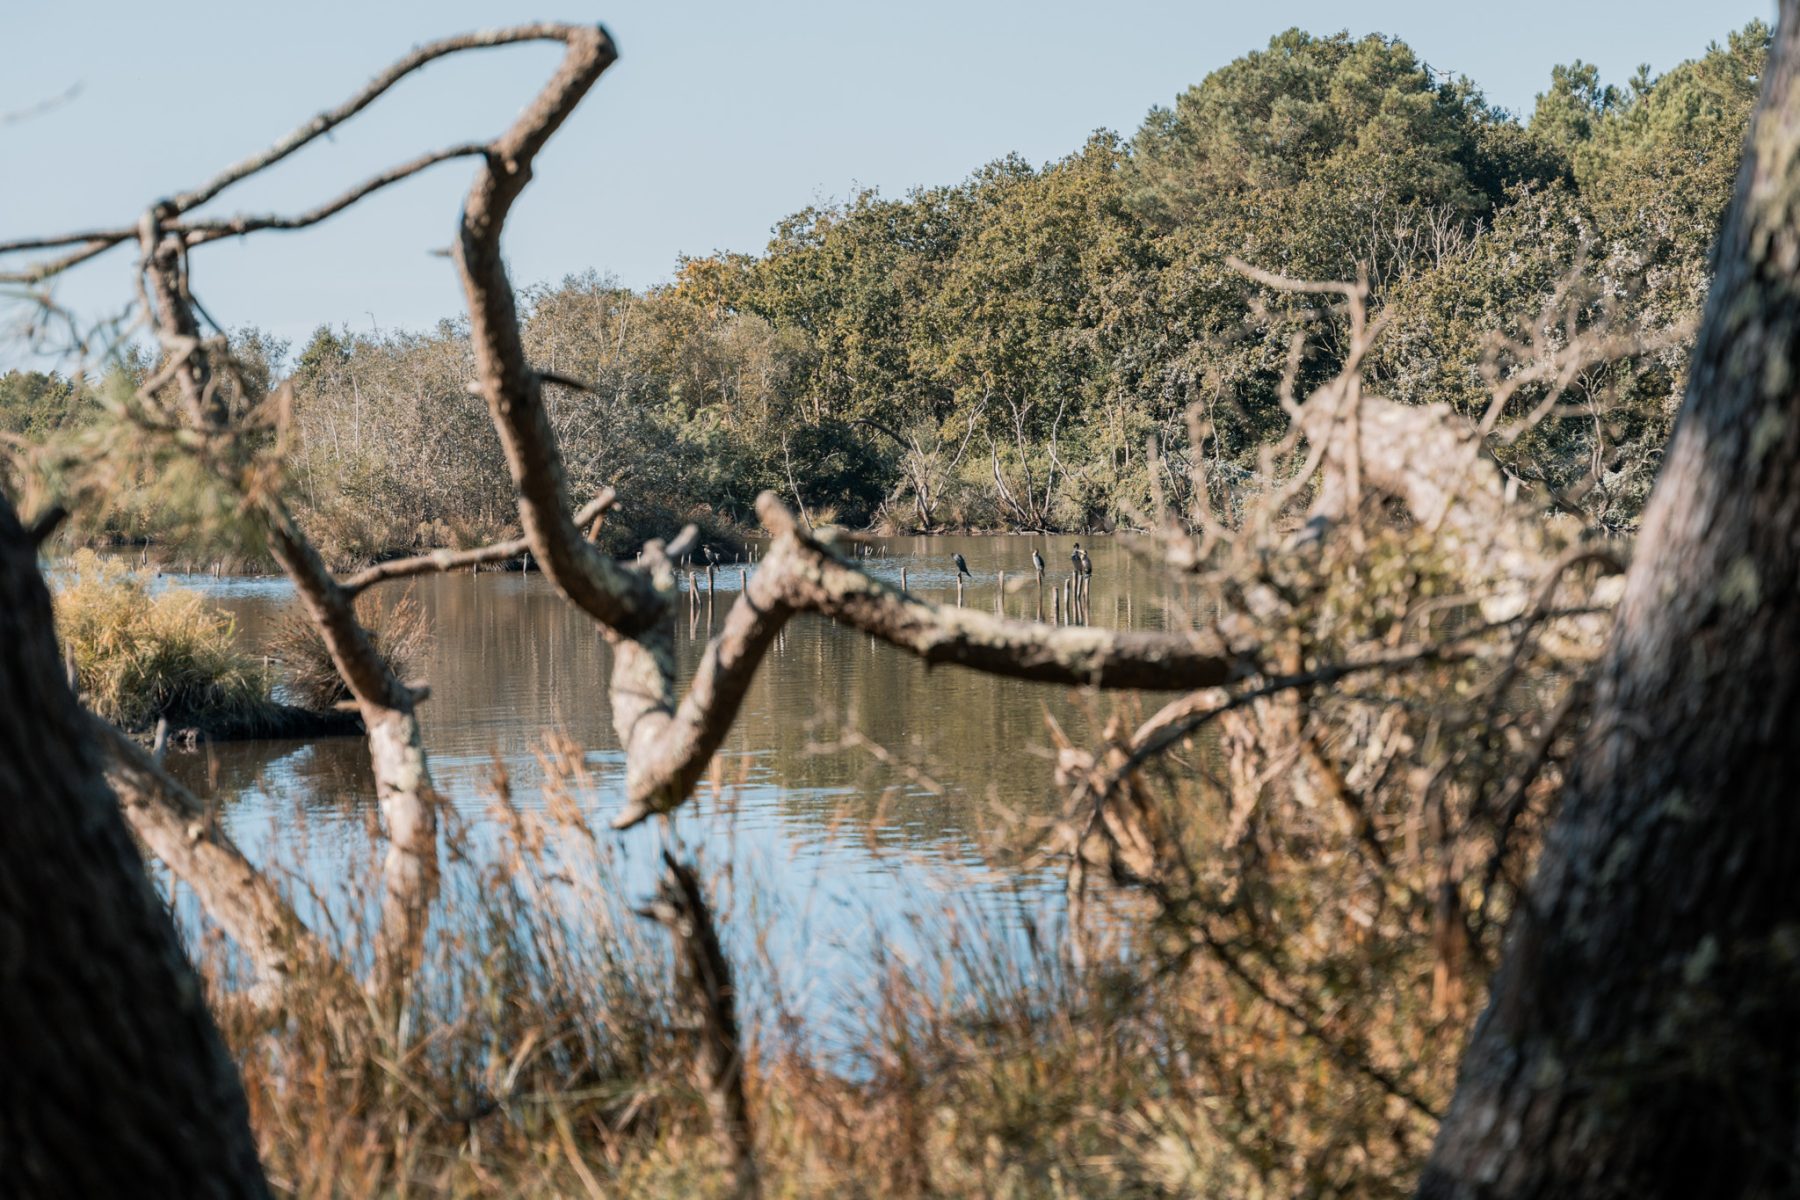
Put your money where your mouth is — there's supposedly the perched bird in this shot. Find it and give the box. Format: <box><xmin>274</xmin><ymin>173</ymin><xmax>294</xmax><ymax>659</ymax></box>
<box><xmin>1070</xmin><ymin>542</ymin><xmax>1083</xmax><ymax>573</ymax></box>
<box><xmin>701</xmin><ymin>545</ymin><xmax>719</xmax><ymax>566</ymax></box>
<box><xmin>1032</xmin><ymin>548</ymin><xmax>1046</xmax><ymax>575</ymax></box>
<box><xmin>1078</xmin><ymin>547</ymin><xmax>1093</xmax><ymax>576</ymax></box>
<box><xmin>953</xmin><ymin>552</ymin><xmax>972</xmax><ymax>579</ymax></box>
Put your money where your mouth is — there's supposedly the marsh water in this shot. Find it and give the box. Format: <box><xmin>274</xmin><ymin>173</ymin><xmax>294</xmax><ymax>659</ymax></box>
<box><xmin>161</xmin><ymin>535</ymin><xmax>1202</xmax><ymax>1009</ymax></box>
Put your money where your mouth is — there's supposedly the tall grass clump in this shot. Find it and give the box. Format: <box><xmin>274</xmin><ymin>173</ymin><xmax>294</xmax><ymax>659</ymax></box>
<box><xmin>195</xmin><ymin>744</ymin><xmax>1272</xmax><ymax>1197</ymax></box>
<box><xmin>52</xmin><ymin>548</ymin><xmax>270</xmax><ymax>731</ymax></box>
<box><xmin>204</xmin><ymin>746</ymin><xmax>720</xmax><ymax>1197</ymax></box>
<box><xmin>269</xmin><ymin>590</ymin><xmax>431</xmax><ymax>710</ymax></box>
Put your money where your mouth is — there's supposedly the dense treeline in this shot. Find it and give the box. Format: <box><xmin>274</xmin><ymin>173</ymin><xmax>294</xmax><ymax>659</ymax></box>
<box><xmin>2</xmin><ymin>23</ymin><xmax>1766</xmax><ymax>559</ymax></box>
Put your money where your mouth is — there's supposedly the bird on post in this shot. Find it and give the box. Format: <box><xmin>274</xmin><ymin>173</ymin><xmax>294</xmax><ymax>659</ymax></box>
<box><xmin>953</xmin><ymin>552</ymin><xmax>972</xmax><ymax>579</ymax></box>
<box><xmin>1070</xmin><ymin>543</ymin><xmax>1083</xmax><ymax>574</ymax></box>
<box><xmin>701</xmin><ymin>545</ymin><xmax>719</xmax><ymax>567</ymax></box>
<box><xmin>1078</xmin><ymin>546</ymin><xmax>1093</xmax><ymax>577</ymax></box>
<box><xmin>1032</xmin><ymin>548</ymin><xmax>1045</xmax><ymax>576</ymax></box>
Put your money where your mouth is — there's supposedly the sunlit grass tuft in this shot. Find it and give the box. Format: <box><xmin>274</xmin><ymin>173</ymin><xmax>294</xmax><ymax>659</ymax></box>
<box><xmin>52</xmin><ymin>549</ymin><xmax>271</xmax><ymax>732</ymax></box>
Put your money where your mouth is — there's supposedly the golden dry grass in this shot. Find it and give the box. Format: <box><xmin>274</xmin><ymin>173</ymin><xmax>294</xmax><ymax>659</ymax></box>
<box><xmin>267</xmin><ymin>589</ymin><xmax>431</xmax><ymax>711</ymax></box>
<box><xmin>52</xmin><ymin>549</ymin><xmax>270</xmax><ymax>731</ymax></box>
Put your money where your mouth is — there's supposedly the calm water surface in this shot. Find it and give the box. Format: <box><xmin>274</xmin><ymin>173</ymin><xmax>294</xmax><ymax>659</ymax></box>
<box><xmin>164</xmin><ymin>535</ymin><xmax>1203</xmax><ymax>1011</ymax></box>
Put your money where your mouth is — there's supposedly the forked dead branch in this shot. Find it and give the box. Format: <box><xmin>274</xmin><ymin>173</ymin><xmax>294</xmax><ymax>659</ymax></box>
<box><xmin>2</xmin><ymin>21</ymin><xmax>1260</xmax><ymax>985</ymax></box>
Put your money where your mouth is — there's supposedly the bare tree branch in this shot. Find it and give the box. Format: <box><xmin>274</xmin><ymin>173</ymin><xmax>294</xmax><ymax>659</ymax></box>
<box><xmin>637</xmin><ymin>854</ymin><xmax>760</xmax><ymax>1197</ymax></box>
<box><xmin>181</xmin><ymin>143</ymin><xmax>489</xmax><ymax>246</ymax></box>
<box><xmin>0</xmin><ymin>81</ymin><xmax>81</xmax><ymax>126</ymax></box>
<box><xmin>0</xmin><ymin>226</ymin><xmax>135</xmax><ymax>256</ymax></box>
<box><xmin>0</xmin><ymin>24</ymin><xmax>604</xmax><ymax>286</ymax></box>
<box><xmin>167</xmin><ymin>24</ymin><xmax>602</xmax><ymax>217</ymax></box>
<box><xmin>453</xmin><ymin>25</ymin><xmax>657</xmax><ymax>636</ymax></box>
<box><xmin>0</xmin><ymin>238</ymin><xmax>128</xmax><ymax>286</ymax></box>
<box><xmin>92</xmin><ymin>719</ymin><xmax>344</xmax><ymax>1002</ymax></box>
<box><xmin>606</xmin><ymin>490</ymin><xmax>1245</xmax><ymax>829</ymax></box>
<box><xmin>339</xmin><ymin>489</ymin><xmax>615</xmax><ymax>595</ymax></box>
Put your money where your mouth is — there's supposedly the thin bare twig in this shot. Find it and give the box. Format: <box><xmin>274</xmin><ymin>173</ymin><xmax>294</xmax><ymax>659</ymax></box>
<box><xmin>340</xmin><ymin>489</ymin><xmax>616</xmax><ymax>595</ymax></box>
<box><xmin>182</xmin><ymin>143</ymin><xmax>489</xmax><ymax>246</ymax></box>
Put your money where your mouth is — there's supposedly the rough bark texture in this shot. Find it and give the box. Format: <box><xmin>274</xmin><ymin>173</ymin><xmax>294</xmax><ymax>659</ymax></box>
<box><xmin>1419</xmin><ymin>6</ymin><xmax>1800</xmax><ymax>1194</ymax></box>
<box><xmin>96</xmin><ymin>719</ymin><xmax>338</xmax><ymax>1002</ymax></box>
<box><xmin>455</xmin><ymin>25</ymin><xmax>660</xmax><ymax>636</ymax></box>
<box><xmin>259</xmin><ymin>503</ymin><xmax>437</xmax><ymax>980</ymax></box>
<box><xmin>0</xmin><ymin>498</ymin><xmax>268</xmax><ymax>1198</ymax></box>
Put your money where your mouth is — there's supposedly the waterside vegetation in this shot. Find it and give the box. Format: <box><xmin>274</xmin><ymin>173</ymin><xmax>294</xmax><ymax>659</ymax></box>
<box><xmin>3</xmin><ymin>12</ymin><xmax>1795</xmax><ymax>1200</ymax></box>
<box><xmin>3</xmin><ymin>23</ymin><xmax>1766</xmax><ymax>563</ymax></box>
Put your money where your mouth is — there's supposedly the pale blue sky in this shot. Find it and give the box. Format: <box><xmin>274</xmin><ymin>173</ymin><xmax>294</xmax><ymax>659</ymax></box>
<box><xmin>2</xmin><ymin>1</ymin><xmax>1775</xmax><ymax>363</ymax></box>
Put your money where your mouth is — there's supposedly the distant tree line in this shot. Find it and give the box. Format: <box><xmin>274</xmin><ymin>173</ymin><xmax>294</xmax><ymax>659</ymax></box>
<box><xmin>2</xmin><ymin>22</ymin><xmax>1767</xmax><ymax>560</ymax></box>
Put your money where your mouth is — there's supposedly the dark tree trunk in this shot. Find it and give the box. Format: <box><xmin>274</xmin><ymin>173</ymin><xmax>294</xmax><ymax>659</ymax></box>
<box><xmin>1419</xmin><ymin>7</ymin><xmax>1800</xmax><ymax>1196</ymax></box>
<box><xmin>0</xmin><ymin>497</ymin><xmax>268</xmax><ymax>1198</ymax></box>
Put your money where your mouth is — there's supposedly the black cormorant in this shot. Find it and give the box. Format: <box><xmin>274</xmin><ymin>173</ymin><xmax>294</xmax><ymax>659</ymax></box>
<box><xmin>1070</xmin><ymin>542</ymin><xmax>1083</xmax><ymax>573</ymax></box>
<box><xmin>1078</xmin><ymin>547</ymin><xmax>1093</xmax><ymax>576</ymax></box>
<box><xmin>1032</xmin><ymin>548</ymin><xmax>1046</xmax><ymax>574</ymax></box>
<box><xmin>953</xmin><ymin>552</ymin><xmax>972</xmax><ymax>579</ymax></box>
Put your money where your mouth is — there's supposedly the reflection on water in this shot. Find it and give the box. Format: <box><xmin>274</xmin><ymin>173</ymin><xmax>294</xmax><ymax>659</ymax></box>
<box><xmin>163</xmin><ymin>535</ymin><xmax>1202</xmax><ymax>1006</ymax></box>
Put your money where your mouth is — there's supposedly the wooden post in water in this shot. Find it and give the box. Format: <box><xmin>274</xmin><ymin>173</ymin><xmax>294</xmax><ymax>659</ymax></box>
<box><xmin>706</xmin><ymin>564</ymin><xmax>715</xmax><ymax>594</ymax></box>
<box><xmin>955</xmin><ymin>574</ymin><xmax>963</xmax><ymax>606</ymax></box>
<box><xmin>1052</xmin><ymin>584</ymin><xmax>1061</xmax><ymax>624</ymax></box>
<box><xmin>996</xmin><ymin>570</ymin><xmax>1006</xmax><ymax>615</ymax></box>
<box><xmin>739</xmin><ymin>568</ymin><xmax>747</xmax><ymax>592</ymax></box>
<box><xmin>900</xmin><ymin>566</ymin><xmax>908</xmax><ymax>594</ymax></box>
